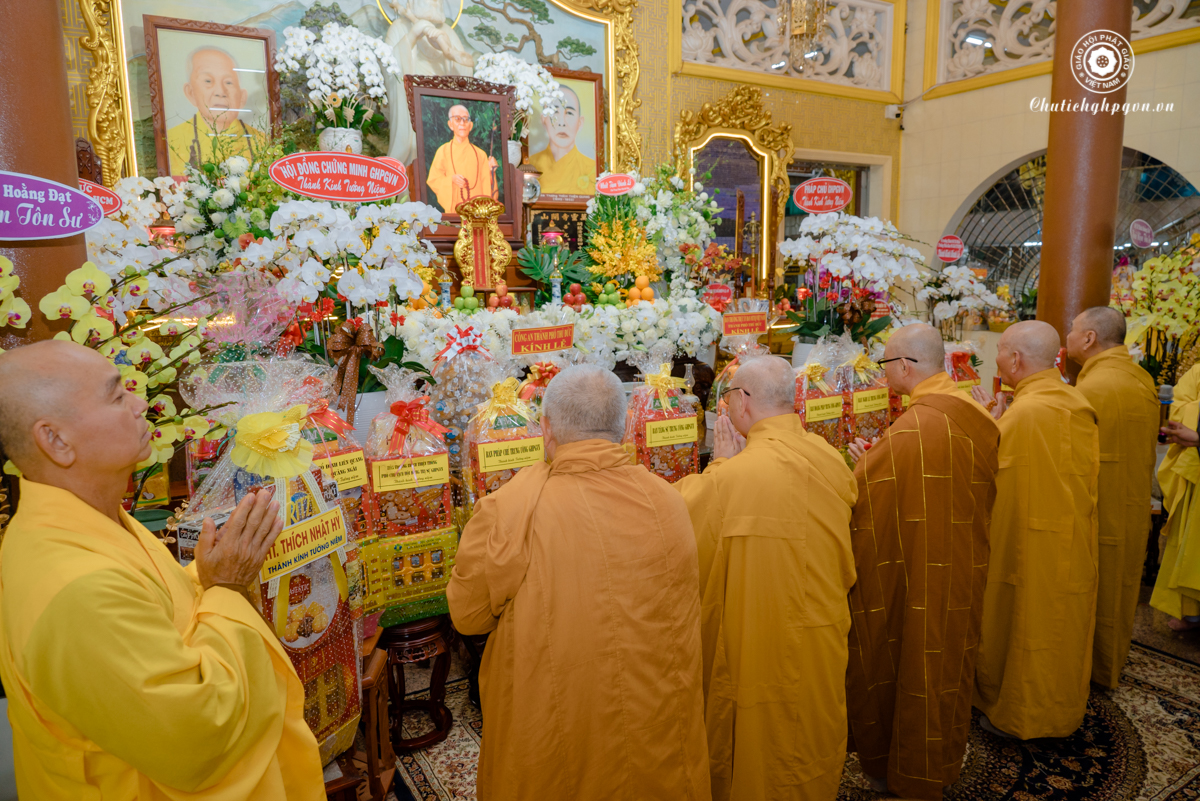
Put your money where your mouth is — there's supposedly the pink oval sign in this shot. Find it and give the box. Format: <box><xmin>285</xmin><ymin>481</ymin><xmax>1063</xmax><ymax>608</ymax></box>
<box><xmin>1129</xmin><ymin>219</ymin><xmax>1154</xmax><ymax>249</ymax></box>
<box><xmin>0</xmin><ymin>170</ymin><xmax>104</xmax><ymax>241</ymax></box>
<box><xmin>79</xmin><ymin>179</ymin><xmax>123</xmax><ymax>217</ymax></box>
<box><xmin>792</xmin><ymin>177</ymin><xmax>852</xmax><ymax>213</ymax></box>
<box><xmin>596</xmin><ymin>173</ymin><xmax>636</xmax><ymax>196</ymax></box>
<box><xmin>269</xmin><ymin>152</ymin><xmax>408</xmax><ymax>202</ymax></box>
<box><xmin>936</xmin><ymin>234</ymin><xmax>965</xmax><ymax>263</ymax></box>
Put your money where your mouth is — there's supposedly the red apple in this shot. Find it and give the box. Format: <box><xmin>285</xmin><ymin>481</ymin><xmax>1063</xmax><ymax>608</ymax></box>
<box><xmin>499</xmin><ymin>295</ymin><xmax>513</xmax><ymax>308</ymax></box>
<box><xmin>569</xmin><ymin>283</ymin><xmax>582</xmax><ymax>295</ymax></box>
<box><xmin>487</xmin><ymin>295</ymin><xmax>500</xmax><ymax>308</ymax></box>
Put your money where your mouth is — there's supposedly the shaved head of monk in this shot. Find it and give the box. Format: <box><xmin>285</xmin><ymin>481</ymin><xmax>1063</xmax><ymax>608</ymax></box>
<box><xmin>882</xmin><ymin>323</ymin><xmax>946</xmax><ymax>396</ymax></box>
<box><xmin>997</xmin><ymin>320</ymin><xmax>1061</xmax><ymax>387</ymax></box>
<box><xmin>0</xmin><ymin>340</ymin><xmax>151</xmax><ymax>492</ymax></box>
<box><xmin>726</xmin><ymin>355</ymin><xmax>796</xmax><ymax>436</ymax></box>
<box><xmin>1066</xmin><ymin>306</ymin><xmax>1127</xmax><ymax>365</ymax></box>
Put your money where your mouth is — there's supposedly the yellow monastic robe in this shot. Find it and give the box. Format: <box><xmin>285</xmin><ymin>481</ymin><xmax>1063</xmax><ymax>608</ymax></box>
<box><xmin>530</xmin><ymin>145</ymin><xmax>596</xmax><ymax>196</ymax></box>
<box><xmin>166</xmin><ymin>114</ymin><xmax>264</xmax><ymax>176</ymax></box>
<box><xmin>447</xmin><ymin>440</ymin><xmax>710</xmax><ymax>801</ymax></box>
<box><xmin>676</xmin><ymin>414</ymin><xmax>858</xmax><ymax>801</ymax></box>
<box><xmin>426</xmin><ymin>138</ymin><xmax>498</xmax><ymax>212</ymax></box>
<box><xmin>974</xmin><ymin>369</ymin><xmax>1100</xmax><ymax>739</ymax></box>
<box><xmin>1075</xmin><ymin>346</ymin><xmax>1158</xmax><ymax>687</ymax></box>
<box><xmin>846</xmin><ymin>375</ymin><xmax>999</xmax><ymax>800</ymax></box>
<box><xmin>0</xmin><ymin>480</ymin><xmax>323</xmax><ymax>800</ymax></box>
<box><xmin>1150</xmin><ymin>364</ymin><xmax>1200</xmax><ymax>619</ymax></box>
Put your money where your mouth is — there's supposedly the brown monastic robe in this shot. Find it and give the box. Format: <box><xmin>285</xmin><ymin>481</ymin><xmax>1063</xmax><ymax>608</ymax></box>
<box><xmin>846</xmin><ymin>382</ymin><xmax>999</xmax><ymax>799</ymax></box>
<box><xmin>447</xmin><ymin>439</ymin><xmax>711</xmax><ymax>801</ymax></box>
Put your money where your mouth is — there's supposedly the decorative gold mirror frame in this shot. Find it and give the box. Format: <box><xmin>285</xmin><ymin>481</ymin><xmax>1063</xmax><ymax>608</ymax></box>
<box><xmin>70</xmin><ymin>0</ymin><xmax>642</xmax><ymax>186</ymax></box>
<box><xmin>673</xmin><ymin>85</ymin><xmax>793</xmax><ymax>283</ymax></box>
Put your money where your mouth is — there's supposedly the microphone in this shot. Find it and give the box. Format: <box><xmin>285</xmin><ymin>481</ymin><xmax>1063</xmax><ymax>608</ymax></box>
<box><xmin>1159</xmin><ymin>384</ymin><xmax>1174</xmax><ymax>443</ymax></box>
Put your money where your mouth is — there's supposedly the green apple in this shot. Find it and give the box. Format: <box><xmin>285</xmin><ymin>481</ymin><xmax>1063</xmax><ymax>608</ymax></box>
<box><xmin>453</xmin><ymin>297</ymin><xmax>466</xmax><ymax>309</ymax></box>
<box><xmin>465</xmin><ymin>296</ymin><xmax>479</xmax><ymax>310</ymax></box>
<box><xmin>461</xmin><ymin>286</ymin><xmax>475</xmax><ymax>299</ymax></box>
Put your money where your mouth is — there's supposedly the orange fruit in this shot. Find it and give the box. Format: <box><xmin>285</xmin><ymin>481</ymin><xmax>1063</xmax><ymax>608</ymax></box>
<box><xmin>641</xmin><ymin>287</ymin><xmax>655</xmax><ymax>300</ymax></box>
<box><xmin>635</xmin><ymin>276</ymin><xmax>650</xmax><ymax>289</ymax></box>
<box><xmin>628</xmin><ymin>287</ymin><xmax>643</xmax><ymax>301</ymax></box>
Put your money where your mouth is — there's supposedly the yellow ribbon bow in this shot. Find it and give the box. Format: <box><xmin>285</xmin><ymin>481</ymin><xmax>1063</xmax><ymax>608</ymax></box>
<box><xmin>845</xmin><ymin>352</ymin><xmax>881</xmax><ymax>384</ymax></box>
<box><xmin>231</xmin><ymin>404</ymin><xmax>314</xmax><ymax>478</ymax></box>
<box><xmin>643</xmin><ymin>363</ymin><xmax>686</xmax><ymax>410</ymax></box>
<box><xmin>802</xmin><ymin>362</ymin><xmax>832</xmax><ymax>394</ymax></box>
<box><xmin>482</xmin><ymin>377</ymin><xmax>533</xmax><ymax>426</ymax></box>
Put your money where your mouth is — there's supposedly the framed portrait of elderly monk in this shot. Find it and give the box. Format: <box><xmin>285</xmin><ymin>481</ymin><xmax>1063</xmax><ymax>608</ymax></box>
<box><xmin>528</xmin><ymin>68</ymin><xmax>605</xmax><ymax>201</ymax></box>
<box><xmin>405</xmin><ymin>75</ymin><xmax>520</xmax><ymax>230</ymax></box>
<box><xmin>143</xmin><ymin>16</ymin><xmax>280</xmax><ymax>179</ymax></box>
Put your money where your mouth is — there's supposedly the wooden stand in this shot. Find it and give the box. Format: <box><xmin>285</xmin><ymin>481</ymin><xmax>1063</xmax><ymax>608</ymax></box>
<box><xmin>380</xmin><ymin>615</ymin><xmax>456</xmax><ymax>751</ymax></box>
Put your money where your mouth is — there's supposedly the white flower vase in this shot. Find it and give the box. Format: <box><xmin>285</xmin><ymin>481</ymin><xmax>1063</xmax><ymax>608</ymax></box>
<box><xmin>701</xmin><ymin>342</ymin><xmax>717</xmax><ymax>368</ymax></box>
<box><xmin>791</xmin><ymin>340</ymin><xmax>815</xmax><ymax>367</ymax></box>
<box><xmin>319</xmin><ymin>127</ymin><xmax>363</xmax><ymax>154</ymax></box>
<box><xmin>507</xmin><ymin>140</ymin><xmax>523</xmax><ymax>166</ymax></box>
<box><xmin>351</xmin><ymin>390</ymin><xmax>389</xmax><ymax>446</ymax></box>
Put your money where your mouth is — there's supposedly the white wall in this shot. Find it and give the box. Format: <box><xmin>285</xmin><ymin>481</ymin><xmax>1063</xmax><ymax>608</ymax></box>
<box><xmin>898</xmin><ymin>0</ymin><xmax>1200</xmax><ymax>261</ymax></box>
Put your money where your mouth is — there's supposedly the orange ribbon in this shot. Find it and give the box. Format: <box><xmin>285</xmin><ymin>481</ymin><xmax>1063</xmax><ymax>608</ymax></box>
<box><xmin>388</xmin><ymin>397</ymin><xmax>450</xmax><ymax>454</ymax></box>
<box><xmin>306</xmin><ymin>398</ymin><xmax>353</xmax><ymax>437</ymax></box>
<box><xmin>518</xmin><ymin>362</ymin><xmax>560</xmax><ymax>400</ymax></box>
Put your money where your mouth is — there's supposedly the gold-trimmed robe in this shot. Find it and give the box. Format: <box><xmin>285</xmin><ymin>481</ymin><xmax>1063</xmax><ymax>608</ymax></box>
<box><xmin>447</xmin><ymin>440</ymin><xmax>710</xmax><ymax>801</ymax></box>
<box><xmin>1150</xmin><ymin>364</ymin><xmax>1200</xmax><ymax>620</ymax></box>
<box><xmin>1075</xmin><ymin>346</ymin><xmax>1158</xmax><ymax>687</ymax></box>
<box><xmin>974</xmin><ymin>369</ymin><xmax>1100</xmax><ymax>739</ymax></box>
<box><xmin>0</xmin><ymin>480</ymin><xmax>323</xmax><ymax>800</ymax></box>
<box><xmin>846</xmin><ymin>379</ymin><xmax>999</xmax><ymax>799</ymax></box>
<box><xmin>676</xmin><ymin>414</ymin><xmax>858</xmax><ymax>801</ymax></box>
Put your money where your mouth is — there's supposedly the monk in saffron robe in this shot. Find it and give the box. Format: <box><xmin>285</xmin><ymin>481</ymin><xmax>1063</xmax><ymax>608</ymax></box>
<box><xmin>676</xmin><ymin>356</ymin><xmax>857</xmax><ymax>801</ymax></box>
<box><xmin>0</xmin><ymin>341</ymin><xmax>322</xmax><ymax>800</ymax></box>
<box><xmin>1151</xmin><ymin>363</ymin><xmax>1200</xmax><ymax>628</ymax></box>
<box><xmin>1066</xmin><ymin>307</ymin><xmax>1158</xmax><ymax>686</ymax></box>
<box><xmin>844</xmin><ymin>324</ymin><xmax>998</xmax><ymax>799</ymax></box>
<box><xmin>973</xmin><ymin>321</ymin><xmax>1100</xmax><ymax>740</ymax></box>
<box><xmin>426</xmin><ymin>103</ymin><xmax>499</xmax><ymax>213</ymax></box>
<box><xmin>447</xmin><ymin>366</ymin><xmax>710</xmax><ymax>801</ymax></box>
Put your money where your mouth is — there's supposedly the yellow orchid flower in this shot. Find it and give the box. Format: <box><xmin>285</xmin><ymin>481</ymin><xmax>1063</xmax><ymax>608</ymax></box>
<box><xmin>0</xmin><ymin>256</ymin><xmax>12</xmax><ymax>277</ymax></box>
<box><xmin>3</xmin><ymin>460</ymin><xmax>21</xmax><ymax>477</ymax></box>
<box><xmin>65</xmin><ymin>262</ymin><xmax>112</xmax><ymax>297</ymax></box>
<box><xmin>168</xmin><ymin>342</ymin><xmax>200</xmax><ymax>368</ymax></box>
<box><xmin>205</xmin><ymin>424</ymin><xmax>228</xmax><ymax>442</ymax></box>
<box><xmin>124</xmin><ymin>337</ymin><xmax>163</xmax><ymax>367</ymax></box>
<box><xmin>119</xmin><ymin>365</ymin><xmax>148</xmax><ymax>397</ymax></box>
<box><xmin>38</xmin><ymin>286</ymin><xmax>90</xmax><ymax>321</ymax></box>
<box><xmin>149</xmin><ymin>395</ymin><xmax>177</xmax><ymax>418</ymax></box>
<box><xmin>70</xmin><ymin>312</ymin><xmax>114</xmax><ymax>345</ymax></box>
<box><xmin>3</xmin><ymin>298</ymin><xmax>31</xmax><ymax>329</ymax></box>
<box><xmin>0</xmin><ymin>274</ymin><xmax>18</xmax><ymax>297</ymax></box>
<box><xmin>159</xmin><ymin>320</ymin><xmax>185</xmax><ymax>336</ymax></box>
<box><xmin>182</xmin><ymin>415</ymin><xmax>211</xmax><ymax>439</ymax></box>
<box><xmin>148</xmin><ymin>367</ymin><xmax>177</xmax><ymax>388</ymax></box>
<box><xmin>231</xmin><ymin>405</ymin><xmax>313</xmax><ymax>478</ymax></box>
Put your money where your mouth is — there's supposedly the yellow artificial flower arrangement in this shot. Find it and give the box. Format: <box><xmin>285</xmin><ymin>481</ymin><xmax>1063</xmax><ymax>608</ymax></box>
<box><xmin>586</xmin><ymin>217</ymin><xmax>661</xmax><ymax>282</ymax></box>
<box><xmin>231</xmin><ymin>405</ymin><xmax>314</xmax><ymax>478</ymax></box>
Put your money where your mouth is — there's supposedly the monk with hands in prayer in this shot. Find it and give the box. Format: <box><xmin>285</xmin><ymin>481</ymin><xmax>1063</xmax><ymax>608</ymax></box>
<box><xmin>843</xmin><ymin>324</ymin><xmax>999</xmax><ymax>799</ymax></box>
<box><xmin>0</xmin><ymin>340</ymin><xmax>323</xmax><ymax>800</ymax></box>
<box><xmin>677</xmin><ymin>356</ymin><xmax>858</xmax><ymax>801</ymax></box>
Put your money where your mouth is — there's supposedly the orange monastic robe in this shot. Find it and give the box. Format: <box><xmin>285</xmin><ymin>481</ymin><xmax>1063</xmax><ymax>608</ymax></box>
<box><xmin>974</xmin><ymin>369</ymin><xmax>1100</xmax><ymax>739</ymax></box>
<box><xmin>847</xmin><ymin>374</ymin><xmax>999</xmax><ymax>799</ymax></box>
<box><xmin>426</xmin><ymin>138</ymin><xmax>498</xmax><ymax>212</ymax></box>
<box><xmin>677</xmin><ymin>413</ymin><xmax>858</xmax><ymax>801</ymax></box>
<box><xmin>1075</xmin><ymin>346</ymin><xmax>1158</xmax><ymax>687</ymax></box>
<box><xmin>447</xmin><ymin>439</ymin><xmax>710</xmax><ymax>801</ymax></box>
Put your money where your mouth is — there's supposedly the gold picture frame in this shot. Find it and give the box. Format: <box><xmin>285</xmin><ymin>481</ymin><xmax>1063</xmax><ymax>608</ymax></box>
<box><xmin>67</xmin><ymin>0</ymin><xmax>644</xmax><ymax>186</ymax></box>
<box><xmin>674</xmin><ymin>84</ymin><xmax>794</xmax><ymax>282</ymax></box>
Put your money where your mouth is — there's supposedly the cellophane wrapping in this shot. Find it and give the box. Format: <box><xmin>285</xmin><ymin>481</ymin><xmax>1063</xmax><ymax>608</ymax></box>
<box><xmin>175</xmin><ymin>357</ymin><xmax>362</xmax><ymax>766</ymax></box>
<box><xmin>427</xmin><ymin>327</ymin><xmax>504</xmax><ymax>472</ymax></box>
<box><xmin>839</xmin><ymin>345</ymin><xmax>890</xmax><ymax>444</ymax></box>
<box><xmin>623</xmin><ymin>365</ymin><xmax>699</xmax><ymax>484</ymax></box>
<box><xmin>465</xmin><ymin>377</ymin><xmax>544</xmax><ymax>510</ymax></box>
<box><xmin>358</xmin><ymin>364</ymin><xmax>458</xmax><ymax>630</ymax></box>
<box><xmin>708</xmin><ymin>337</ymin><xmax>769</xmax><ymax>415</ymax></box>
<box><xmin>516</xmin><ymin>362</ymin><xmax>561</xmax><ymax>421</ymax></box>
<box><xmin>795</xmin><ymin>337</ymin><xmax>849</xmax><ymax>450</ymax></box>
<box><xmin>945</xmin><ymin>342</ymin><xmax>981</xmax><ymax>390</ymax></box>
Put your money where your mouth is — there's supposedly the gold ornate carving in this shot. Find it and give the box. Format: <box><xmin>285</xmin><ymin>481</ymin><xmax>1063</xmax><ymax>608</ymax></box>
<box><xmin>77</xmin><ymin>0</ymin><xmax>134</xmax><ymax>186</ymax></box>
<box><xmin>453</xmin><ymin>197</ymin><xmax>513</xmax><ymax>289</ymax></box>
<box><xmin>571</xmin><ymin>0</ymin><xmax>642</xmax><ymax>172</ymax></box>
<box><xmin>674</xmin><ymin>84</ymin><xmax>794</xmax><ymax>227</ymax></box>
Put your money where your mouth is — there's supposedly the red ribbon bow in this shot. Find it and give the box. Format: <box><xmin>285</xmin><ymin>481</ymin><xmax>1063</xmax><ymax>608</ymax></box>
<box><xmin>434</xmin><ymin>325</ymin><xmax>492</xmax><ymax>367</ymax></box>
<box><xmin>388</xmin><ymin>398</ymin><xmax>450</xmax><ymax>454</ymax></box>
<box><xmin>307</xmin><ymin>399</ymin><xmax>353</xmax><ymax>437</ymax></box>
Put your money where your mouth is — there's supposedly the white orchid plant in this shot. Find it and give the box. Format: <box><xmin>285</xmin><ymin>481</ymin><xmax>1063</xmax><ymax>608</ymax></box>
<box><xmin>916</xmin><ymin>263</ymin><xmax>1007</xmax><ymax>324</ymax></box>
<box><xmin>473</xmin><ymin>53</ymin><xmax>563</xmax><ymax>141</ymax></box>
<box><xmin>276</xmin><ymin>22</ymin><xmax>400</xmax><ymax>131</ymax></box>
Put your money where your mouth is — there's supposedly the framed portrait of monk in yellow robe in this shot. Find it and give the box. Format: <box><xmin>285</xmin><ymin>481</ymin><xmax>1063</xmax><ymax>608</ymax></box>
<box><xmin>143</xmin><ymin>17</ymin><xmax>280</xmax><ymax>179</ymax></box>
<box><xmin>405</xmin><ymin>75</ymin><xmax>521</xmax><ymax>228</ymax></box>
<box><xmin>528</xmin><ymin>69</ymin><xmax>605</xmax><ymax>201</ymax></box>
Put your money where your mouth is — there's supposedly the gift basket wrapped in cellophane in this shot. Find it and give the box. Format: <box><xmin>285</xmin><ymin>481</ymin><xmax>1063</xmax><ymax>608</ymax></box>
<box><xmin>358</xmin><ymin>363</ymin><xmax>458</xmax><ymax>630</ymax></box>
<box><xmin>708</xmin><ymin>335</ymin><xmax>770</xmax><ymax>419</ymax></box>
<box><xmin>945</xmin><ymin>341</ymin><xmax>981</xmax><ymax>390</ymax></box>
<box><xmin>795</xmin><ymin>336</ymin><xmax>850</xmax><ymax>450</ymax></box>
<box><xmin>427</xmin><ymin>325</ymin><xmax>505</xmax><ymax>473</ymax></box>
<box><xmin>834</xmin><ymin>336</ymin><xmax>890</xmax><ymax>445</ymax></box>
<box><xmin>516</xmin><ymin>361</ymin><xmax>561</xmax><ymax>420</ymax></box>
<box><xmin>465</xmin><ymin>377</ymin><xmax>545</xmax><ymax>511</ymax></box>
<box><xmin>175</xmin><ymin>357</ymin><xmax>362</xmax><ymax>766</ymax></box>
<box><xmin>623</xmin><ymin>363</ymin><xmax>700</xmax><ymax>483</ymax></box>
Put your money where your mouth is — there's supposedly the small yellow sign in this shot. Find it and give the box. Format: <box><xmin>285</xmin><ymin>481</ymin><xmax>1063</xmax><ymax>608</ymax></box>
<box><xmin>478</xmin><ymin>437</ymin><xmax>545</xmax><ymax>472</ymax></box>
<box><xmin>646</xmin><ymin>417</ymin><xmax>698</xmax><ymax>447</ymax></box>
<box><xmin>956</xmin><ymin>379</ymin><xmax>981</xmax><ymax>390</ymax></box>
<box><xmin>372</xmin><ymin>454</ymin><xmax>450</xmax><ymax>491</ymax></box>
<box><xmin>312</xmin><ymin>448</ymin><xmax>368</xmax><ymax>490</ymax></box>
<box><xmin>260</xmin><ymin>506</ymin><xmax>348</xmax><ymax>582</ymax></box>
<box><xmin>853</xmin><ymin>388</ymin><xmax>889</xmax><ymax>414</ymax></box>
<box><xmin>901</xmin><ymin>394</ymin><xmax>911</xmax><ymax>408</ymax></box>
<box><xmin>806</xmin><ymin>396</ymin><xmax>844</xmax><ymax>422</ymax></box>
